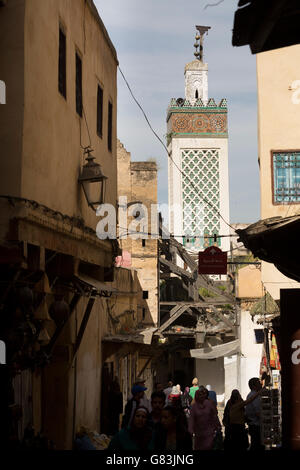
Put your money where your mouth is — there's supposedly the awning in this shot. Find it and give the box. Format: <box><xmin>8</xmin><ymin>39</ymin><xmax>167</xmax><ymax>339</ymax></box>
<box><xmin>76</xmin><ymin>273</ymin><xmax>118</xmax><ymax>294</ymax></box>
<box><xmin>236</xmin><ymin>215</ymin><xmax>300</xmax><ymax>283</ymax></box>
<box><xmin>102</xmin><ymin>327</ymin><xmax>157</xmax><ymax>345</ymax></box>
<box><xmin>190</xmin><ymin>339</ymin><xmax>240</xmax><ymax>359</ymax></box>
<box><xmin>232</xmin><ymin>0</ymin><xmax>300</xmax><ymax>54</ymax></box>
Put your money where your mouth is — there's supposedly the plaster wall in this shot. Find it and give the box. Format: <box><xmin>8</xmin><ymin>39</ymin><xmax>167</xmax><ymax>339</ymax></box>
<box><xmin>256</xmin><ymin>45</ymin><xmax>300</xmax><ymax>300</ymax></box>
<box><xmin>185</xmin><ymin>67</ymin><xmax>208</xmax><ymax>104</ymax></box>
<box><xmin>237</xmin><ymin>265</ymin><xmax>263</xmax><ymax>299</ymax></box>
<box><xmin>239</xmin><ymin>310</ymin><xmax>263</xmax><ymax>399</ymax></box>
<box><xmin>224</xmin><ymin>355</ymin><xmax>239</xmax><ymax>404</ymax></box>
<box><xmin>0</xmin><ymin>0</ymin><xmax>25</xmax><ymax>196</ymax></box>
<box><xmin>195</xmin><ymin>357</ymin><xmax>225</xmax><ymax>400</ymax></box>
<box><xmin>261</xmin><ymin>261</ymin><xmax>299</xmax><ymax>301</ymax></box>
<box><xmin>257</xmin><ymin>44</ymin><xmax>300</xmax><ymax>220</ymax></box>
<box><xmin>1</xmin><ymin>0</ymin><xmax>118</xmax><ymax>231</ymax></box>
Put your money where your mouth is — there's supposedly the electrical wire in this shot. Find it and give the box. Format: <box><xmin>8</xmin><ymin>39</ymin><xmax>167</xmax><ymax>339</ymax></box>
<box><xmin>116</xmin><ymin>225</ymin><xmax>238</xmax><ymax>239</ymax></box>
<box><xmin>118</xmin><ymin>65</ymin><xmax>235</xmax><ymax>232</ymax></box>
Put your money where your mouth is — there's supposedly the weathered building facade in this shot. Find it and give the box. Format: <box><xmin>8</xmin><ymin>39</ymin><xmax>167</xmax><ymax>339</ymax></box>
<box><xmin>256</xmin><ymin>44</ymin><xmax>300</xmax><ymax>300</ymax></box>
<box><xmin>114</xmin><ymin>140</ymin><xmax>159</xmax><ymax>393</ymax></box>
<box><xmin>0</xmin><ymin>0</ymin><xmax>134</xmax><ymax>449</ymax></box>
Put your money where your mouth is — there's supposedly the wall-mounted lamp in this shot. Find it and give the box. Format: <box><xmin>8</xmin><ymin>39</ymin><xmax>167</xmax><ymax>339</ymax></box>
<box><xmin>78</xmin><ymin>147</ymin><xmax>107</xmax><ymax>211</ymax></box>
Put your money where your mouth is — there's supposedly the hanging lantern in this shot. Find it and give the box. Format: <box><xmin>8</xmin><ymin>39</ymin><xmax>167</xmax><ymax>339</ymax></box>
<box><xmin>34</xmin><ymin>298</ymin><xmax>52</xmax><ymax>321</ymax></box>
<box><xmin>37</xmin><ymin>328</ymin><xmax>51</xmax><ymax>345</ymax></box>
<box><xmin>17</xmin><ymin>286</ymin><xmax>34</xmax><ymax>308</ymax></box>
<box><xmin>34</xmin><ymin>274</ymin><xmax>52</xmax><ymax>294</ymax></box>
<box><xmin>78</xmin><ymin>147</ymin><xmax>107</xmax><ymax>211</ymax></box>
<box><xmin>49</xmin><ymin>299</ymin><xmax>70</xmax><ymax>325</ymax></box>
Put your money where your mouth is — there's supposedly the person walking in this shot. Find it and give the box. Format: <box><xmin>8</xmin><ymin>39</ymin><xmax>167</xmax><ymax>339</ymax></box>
<box><xmin>154</xmin><ymin>406</ymin><xmax>193</xmax><ymax>451</ymax></box>
<box><xmin>121</xmin><ymin>384</ymin><xmax>147</xmax><ymax>429</ymax></box>
<box><xmin>149</xmin><ymin>391</ymin><xmax>165</xmax><ymax>428</ymax></box>
<box><xmin>189</xmin><ymin>386</ymin><xmax>222</xmax><ymax>450</ymax></box>
<box><xmin>108</xmin><ymin>378</ymin><xmax>123</xmax><ymax>436</ymax></box>
<box><xmin>154</xmin><ymin>382</ymin><xmax>164</xmax><ymax>393</ymax></box>
<box><xmin>181</xmin><ymin>387</ymin><xmax>192</xmax><ymax>420</ymax></box>
<box><xmin>223</xmin><ymin>388</ymin><xmax>263</xmax><ymax>451</ymax></box>
<box><xmin>163</xmin><ymin>380</ymin><xmax>173</xmax><ymax>405</ymax></box>
<box><xmin>206</xmin><ymin>384</ymin><xmax>217</xmax><ymax>405</ymax></box>
<box><xmin>132</xmin><ymin>377</ymin><xmax>151</xmax><ymax>411</ymax></box>
<box><xmin>109</xmin><ymin>406</ymin><xmax>155</xmax><ymax>451</ymax></box>
<box><xmin>168</xmin><ymin>385</ymin><xmax>182</xmax><ymax>406</ymax></box>
<box><xmin>245</xmin><ymin>377</ymin><xmax>264</xmax><ymax>451</ymax></box>
<box><xmin>189</xmin><ymin>378</ymin><xmax>199</xmax><ymax>401</ymax></box>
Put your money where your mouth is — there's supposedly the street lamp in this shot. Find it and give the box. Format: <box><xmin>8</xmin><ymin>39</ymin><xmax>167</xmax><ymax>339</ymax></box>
<box><xmin>78</xmin><ymin>147</ymin><xmax>107</xmax><ymax>211</ymax></box>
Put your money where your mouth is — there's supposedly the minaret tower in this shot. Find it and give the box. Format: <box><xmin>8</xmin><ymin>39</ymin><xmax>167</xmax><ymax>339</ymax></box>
<box><xmin>167</xmin><ymin>26</ymin><xmax>230</xmax><ymax>257</ymax></box>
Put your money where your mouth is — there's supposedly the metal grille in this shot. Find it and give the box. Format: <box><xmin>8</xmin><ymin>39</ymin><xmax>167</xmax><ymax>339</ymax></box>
<box><xmin>181</xmin><ymin>149</ymin><xmax>220</xmax><ymax>250</ymax></box>
<box><xmin>273</xmin><ymin>152</ymin><xmax>300</xmax><ymax>203</ymax></box>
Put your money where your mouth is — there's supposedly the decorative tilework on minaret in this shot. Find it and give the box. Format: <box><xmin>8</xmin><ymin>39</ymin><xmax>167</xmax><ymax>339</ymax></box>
<box><xmin>167</xmin><ymin>27</ymin><xmax>230</xmax><ymax>257</ymax></box>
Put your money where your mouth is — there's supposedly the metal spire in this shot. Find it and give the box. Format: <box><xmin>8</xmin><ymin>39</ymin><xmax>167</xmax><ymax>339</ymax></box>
<box><xmin>194</xmin><ymin>25</ymin><xmax>211</xmax><ymax>61</ymax></box>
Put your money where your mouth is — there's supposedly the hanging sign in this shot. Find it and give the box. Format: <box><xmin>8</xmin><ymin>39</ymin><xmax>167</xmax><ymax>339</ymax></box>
<box><xmin>198</xmin><ymin>246</ymin><xmax>227</xmax><ymax>274</ymax></box>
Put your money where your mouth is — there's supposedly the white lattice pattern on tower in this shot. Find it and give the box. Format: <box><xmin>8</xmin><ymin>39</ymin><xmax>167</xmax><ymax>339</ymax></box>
<box><xmin>181</xmin><ymin>149</ymin><xmax>220</xmax><ymax>250</ymax></box>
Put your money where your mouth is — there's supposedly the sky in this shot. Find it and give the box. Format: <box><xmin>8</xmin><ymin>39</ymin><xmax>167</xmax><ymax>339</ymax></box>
<box><xmin>95</xmin><ymin>0</ymin><xmax>260</xmax><ymax>224</ymax></box>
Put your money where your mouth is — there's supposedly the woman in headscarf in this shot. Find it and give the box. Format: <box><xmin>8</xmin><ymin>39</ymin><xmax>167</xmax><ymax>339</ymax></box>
<box><xmin>154</xmin><ymin>406</ymin><xmax>193</xmax><ymax>451</ymax></box>
<box><xmin>108</xmin><ymin>406</ymin><xmax>155</xmax><ymax>451</ymax></box>
<box><xmin>189</xmin><ymin>386</ymin><xmax>221</xmax><ymax>450</ymax></box>
<box><xmin>223</xmin><ymin>388</ymin><xmax>263</xmax><ymax>451</ymax></box>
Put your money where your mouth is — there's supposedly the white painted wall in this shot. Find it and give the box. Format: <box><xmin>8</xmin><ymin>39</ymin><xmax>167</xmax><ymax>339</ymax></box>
<box><xmin>195</xmin><ymin>357</ymin><xmax>224</xmax><ymax>401</ymax></box>
<box><xmin>224</xmin><ymin>355</ymin><xmax>239</xmax><ymax>404</ymax></box>
<box><xmin>240</xmin><ymin>310</ymin><xmax>264</xmax><ymax>399</ymax></box>
<box><xmin>185</xmin><ymin>65</ymin><xmax>208</xmax><ymax>104</ymax></box>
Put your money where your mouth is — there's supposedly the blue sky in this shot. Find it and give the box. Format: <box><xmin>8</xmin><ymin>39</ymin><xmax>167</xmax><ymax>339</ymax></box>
<box><xmin>96</xmin><ymin>0</ymin><xmax>260</xmax><ymax>223</ymax></box>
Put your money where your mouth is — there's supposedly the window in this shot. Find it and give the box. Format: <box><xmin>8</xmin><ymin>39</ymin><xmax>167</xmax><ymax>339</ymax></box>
<box><xmin>108</xmin><ymin>101</ymin><xmax>113</xmax><ymax>151</ymax></box>
<box><xmin>195</xmin><ymin>90</ymin><xmax>198</xmax><ymax>99</ymax></box>
<box><xmin>143</xmin><ymin>291</ymin><xmax>148</xmax><ymax>299</ymax></box>
<box><xmin>142</xmin><ymin>308</ymin><xmax>146</xmax><ymax>320</ymax></box>
<box><xmin>254</xmin><ymin>329</ymin><xmax>265</xmax><ymax>344</ymax></box>
<box><xmin>142</xmin><ymin>239</ymin><xmax>146</xmax><ymax>247</ymax></box>
<box><xmin>58</xmin><ymin>27</ymin><xmax>66</xmax><ymax>98</ymax></box>
<box><xmin>97</xmin><ymin>84</ymin><xmax>103</xmax><ymax>137</ymax></box>
<box><xmin>272</xmin><ymin>151</ymin><xmax>300</xmax><ymax>203</ymax></box>
<box><xmin>75</xmin><ymin>52</ymin><xmax>82</xmax><ymax>117</ymax></box>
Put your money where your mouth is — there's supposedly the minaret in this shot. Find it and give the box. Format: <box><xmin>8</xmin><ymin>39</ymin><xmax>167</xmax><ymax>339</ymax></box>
<box><xmin>167</xmin><ymin>26</ymin><xmax>230</xmax><ymax>259</ymax></box>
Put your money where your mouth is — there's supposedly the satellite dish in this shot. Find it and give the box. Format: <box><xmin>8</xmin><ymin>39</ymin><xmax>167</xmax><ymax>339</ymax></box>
<box><xmin>176</xmin><ymin>98</ymin><xmax>184</xmax><ymax>106</ymax></box>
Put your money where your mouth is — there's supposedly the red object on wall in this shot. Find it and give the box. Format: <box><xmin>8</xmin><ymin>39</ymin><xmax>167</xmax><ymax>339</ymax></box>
<box><xmin>198</xmin><ymin>246</ymin><xmax>227</xmax><ymax>274</ymax></box>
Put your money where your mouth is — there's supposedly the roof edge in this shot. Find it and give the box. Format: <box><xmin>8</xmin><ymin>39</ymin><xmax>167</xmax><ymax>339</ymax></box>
<box><xmin>87</xmin><ymin>0</ymin><xmax>118</xmax><ymax>65</ymax></box>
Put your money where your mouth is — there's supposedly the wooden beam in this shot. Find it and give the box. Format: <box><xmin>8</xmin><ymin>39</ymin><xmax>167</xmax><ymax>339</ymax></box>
<box><xmin>46</xmin><ymin>293</ymin><xmax>81</xmax><ymax>355</ymax></box>
<box><xmin>160</xmin><ymin>300</ymin><xmax>235</xmax><ymax>306</ymax></box>
<box><xmin>211</xmin><ymin>306</ymin><xmax>235</xmax><ymax>330</ymax></box>
<box><xmin>158</xmin><ymin>305</ymin><xmax>190</xmax><ymax>333</ymax></box>
<box><xmin>136</xmin><ymin>356</ymin><xmax>152</xmax><ymax>378</ymax></box>
<box><xmin>159</xmin><ymin>257</ymin><xmax>194</xmax><ymax>280</ymax></box>
<box><xmin>71</xmin><ymin>295</ymin><xmax>96</xmax><ymax>364</ymax></box>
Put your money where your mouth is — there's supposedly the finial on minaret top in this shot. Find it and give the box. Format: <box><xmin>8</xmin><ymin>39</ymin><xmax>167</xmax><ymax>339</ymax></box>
<box><xmin>194</xmin><ymin>25</ymin><xmax>211</xmax><ymax>62</ymax></box>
